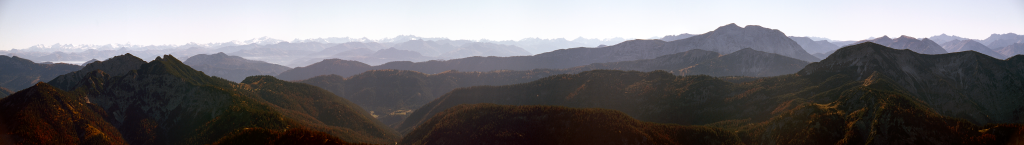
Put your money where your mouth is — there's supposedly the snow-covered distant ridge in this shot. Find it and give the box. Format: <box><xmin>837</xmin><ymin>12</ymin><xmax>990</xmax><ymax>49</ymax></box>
<box><xmin>16</xmin><ymin>35</ymin><xmax>627</xmax><ymax>53</ymax></box>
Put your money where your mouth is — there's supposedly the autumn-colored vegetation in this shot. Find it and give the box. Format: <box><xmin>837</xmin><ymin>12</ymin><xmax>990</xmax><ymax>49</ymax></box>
<box><xmin>0</xmin><ymin>83</ymin><xmax>126</xmax><ymax>145</ymax></box>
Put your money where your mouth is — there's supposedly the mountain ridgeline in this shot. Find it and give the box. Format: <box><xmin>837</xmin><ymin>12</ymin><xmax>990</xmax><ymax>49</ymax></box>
<box><xmin>1</xmin><ymin>53</ymin><xmax>399</xmax><ymax>144</ymax></box>
<box><xmin>396</xmin><ymin>42</ymin><xmax>1024</xmax><ymax>144</ymax></box>
<box><xmin>183</xmin><ymin>52</ymin><xmax>291</xmax><ymax>82</ymax></box>
<box><xmin>0</xmin><ymin>55</ymin><xmax>82</xmax><ymax>91</ymax></box>
<box><xmin>3</xmin><ymin>25</ymin><xmax>1024</xmax><ymax>144</ymax></box>
<box><xmin>856</xmin><ymin>35</ymin><xmax>948</xmax><ymax>54</ymax></box>
<box><xmin>293</xmin><ymin>48</ymin><xmax>809</xmax><ymax>128</ymax></box>
<box><xmin>941</xmin><ymin>39</ymin><xmax>1007</xmax><ymax>59</ymax></box>
<box><xmin>277</xmin><ymin>23</ymin><xmax>819</xmax><ymax>81</ymax></box>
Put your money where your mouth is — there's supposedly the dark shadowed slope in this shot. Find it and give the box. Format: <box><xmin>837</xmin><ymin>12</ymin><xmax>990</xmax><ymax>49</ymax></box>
<box><xmin>684</xmin><ymin>48</ymin><xmax>809</xmax><ymax>77</ymax></box>
<box><xmin>298</xmin><ymin>69</ymin><xmax>565</xmax><ymax>128</ymax></box>
<box><xmin>800</xmin><ymin>42</ymin><xmax>1024</xmax><ymax>124</ymax></box>
<box><xmin>0</xmin><ymin>55</ymin><xmax>82</xmax><ymax>91</ymax></box>
<box><xmin>0</xmin><ymin>83</ymin><xmax>126</xmax><ymax>145</ymax></box>
<box><xmin>82</xmin><ymin>59</ymin><xmax>99</xmax><ymax>66</ymax></box>
<box><xmin>397</xmin><ymin>42</ymin><xmax>1024</xmax><ymax>144</ymax></box>
<box><xmin>996</xmin><ymin>43</ymin><xmax>1024</xmax><ymax>57</ymax></box>
<box><xmin>38</xmin><ymin>53</ymin><xmax>398</xmax><ymax>144</ymax></box>
<box><xmin>212</xmin><ymin>127</ymin><xmax>366</xmax><ymax>145</ymax></box>
<box><xmin>0</xmin><ymin>87</ymin><xmax>10</xmax><ymax>98</ymax></box>
<box><xmin>400</xmin><ymin>104</ymin><xmax>742</xmax><ymax>145</ymax></box>
<box><xmin>184</xmin><ymin>52</ymin><xmax>291</xmax><ymax>82</ymax></box>
<box><xmin>941</xmin><ymin>39</ymin><xmax>1007</xmax><ymax>59</ymax></box>
<box><xmin>237</xmin><ymin>76</ymin><xmax>399</xmax><ymax>143</ymax></box>
<box><xmin>395</xmin><ymin>70</ymin><xmax>732</xmax><ymax>134</ymax></box>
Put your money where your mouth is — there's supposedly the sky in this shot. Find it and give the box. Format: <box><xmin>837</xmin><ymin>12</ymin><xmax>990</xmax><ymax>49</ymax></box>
<box><xmin>0</xmin><ymin>0</ymin><xmax>1022</xmax><ymax>50</ymax></box>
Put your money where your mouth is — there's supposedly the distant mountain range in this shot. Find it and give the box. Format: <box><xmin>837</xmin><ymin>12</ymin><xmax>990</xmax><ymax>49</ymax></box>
<box><xmin>928</xmin><ymin>33</ymin><xmax>973</xmax><ymax>44</ymax></box>
<box><xmin>859</xmin><ymin>35</ymin><xmax>948</xmax><ymax>54</ymax></box>
<box><xmin>396</xmin><ymin>42</ymin><xmax>1024</xmax><ymax>143</ymax></box>
<box><xmin>789</xmin><ymin>36</ymin><xmax>840</xmax><ymax>59</ymax></box>
<box><xmin>659</xmin><ymin>33</ymin><xmax>696</xmax><ymax>42</ymax></box>
<box><xmin>183</xmin><ymin>52</ymin><xmax>291</xmax><ymax>82</ymax></box>
<box><xmin>980</xmin><ymin>33</ymin><xmax>1024</xmax><ymax>49</ymax></box>
<box><xmin>940</xmin><ymin>39</ymin><xmax>1007</xmax><ymax>59</ymax></box>
<box><xmin>221</xmin><ymin>40</ymin><xmax>531</xmax><ymax>67</ymax></box>
<box><xmin>0</xmin><ymin>55</ymin><xmax>82</xmax><ymax>91</ymax></box>
<box><xmin>996</xmin><ymin>43</ymin><xmax>1024</xmax><ymax>57</ymax></box>
<box><xmin>277</xmin><ymin>23</ymin><xmax>819</xmax><ymax>81</ymax></box>
<box><xmin>1</xmin><ymin>35</ymin><xmax>623</xmax><ymax>66</ymax></box>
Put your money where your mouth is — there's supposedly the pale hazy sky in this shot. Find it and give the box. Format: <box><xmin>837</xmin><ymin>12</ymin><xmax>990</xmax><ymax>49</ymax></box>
<box><xmin>1</xmin><ymin>0</ymin><xmax>1022</xmax><ymax>50</ymax></box>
